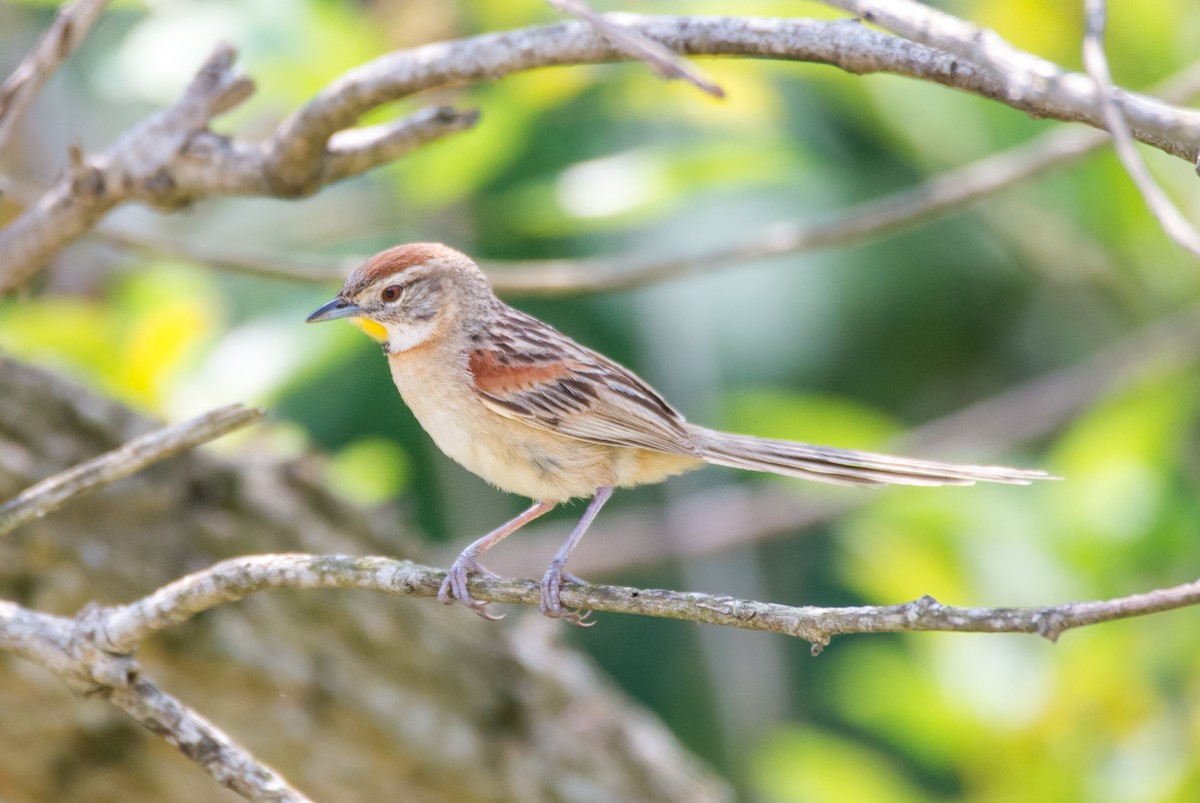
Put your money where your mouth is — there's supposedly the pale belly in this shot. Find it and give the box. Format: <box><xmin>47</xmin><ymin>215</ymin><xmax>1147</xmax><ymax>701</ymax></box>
<box><xmin>387</xmin><ymin>351</ymin><xmax>701</xmax><ymax>501</ymax></box>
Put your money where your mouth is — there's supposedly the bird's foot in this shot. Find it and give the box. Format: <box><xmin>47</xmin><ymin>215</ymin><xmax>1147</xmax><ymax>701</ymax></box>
<box><xmin>539</xmin><ymin>563</ymin><xmax>594</xmax><ymax>627</ymax></box>
<box><xmin>439</xmin><ymin>553</ymin><xmax>503</xmax><ymax>621</ymax></box>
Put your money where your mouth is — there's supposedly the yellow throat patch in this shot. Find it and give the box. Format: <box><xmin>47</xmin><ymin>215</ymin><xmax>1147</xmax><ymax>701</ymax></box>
<box><xmin>349</xmin><ymin>317</ymin><xmax>388</xmax><ymax>342</ymax></box>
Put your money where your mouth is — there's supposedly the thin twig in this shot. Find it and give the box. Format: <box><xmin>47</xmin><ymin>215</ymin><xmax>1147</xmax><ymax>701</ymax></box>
<box><xmin>0</xmin><ymin>0</ymin><xmax>110</xmax><ymax>150</ymax></box>
<box><xmin>547</xmin><ymin>0</ymin><xmax>724</xmax><ymax>98</ymax></box>
<box><xmin>65</xmin><ymin>553</ymin><xmax>1200</xmax><ymax>656</ymax></box>
<box><xmin>488</xmin><ymin>123</ymin><xmax>1112</xmax><ymax>293</ymax></box>
<box><xmin>0</xmin><ymin>403</ymin><xmax>263</xmax><ymax>537</ymax></box>
<box><xmin>1081</xmin><ymin>0</ymin><xmax>1200</xmax><ymax>257</ymax></box>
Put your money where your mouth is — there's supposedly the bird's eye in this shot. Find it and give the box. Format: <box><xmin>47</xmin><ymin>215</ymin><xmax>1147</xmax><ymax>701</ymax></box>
<box><xmin>381</xmin><ymin>285</ymin><xmax>403</xmax><ymax>302</ymax></box>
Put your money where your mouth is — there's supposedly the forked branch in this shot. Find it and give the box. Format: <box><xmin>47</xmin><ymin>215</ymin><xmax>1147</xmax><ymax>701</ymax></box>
<box><xmin>7</xmin><ymin>12</ymin><xmax>1200</xmax><ymax>292</ymax></box>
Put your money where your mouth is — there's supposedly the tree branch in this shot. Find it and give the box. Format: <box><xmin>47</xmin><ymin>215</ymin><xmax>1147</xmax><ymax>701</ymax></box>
<box><xmin>0</xmin><ymin>44</ymin><xmax>476</xmax><ymax>294</ymax></box>
<box><xmin>486</xmin><ymin>119</ymin><xmax>1116</xmax><ymax>294</ymax></box>
<box><xmin>1</xmin><ymin>354</ymin><xmax>730</xmax><ymax>802</ymax></box>
<box><xmin>4</xmin><ymin>554</ymin><xmax>1192</xmax><ymax>663</ymax></box>
<box><xmin>104</xmin><ymin>675</ymin><xmax>313</xmax><ymax>803</ymax></box>
<box><xmin>116</xmin><ymin>52</ymin><xmax>1200</xmax><ymax>296</ymax></box>
<box><xmin>0</xmin><ymin>0</ymin><xmax>110</xmax><ymax>150</ymax></box>
<box><xmin>1081</xmin><ymin>0</ymin><xmax>1200</xmax><ymax>256</ymax></box>
<box><xmin>7</xmin><ymin>13</ymin><xmax>1200</xmax><ymax>293</ymax></box>
<box><xmin>265</xmin><ymin>13</ymin><xmax>1200</xmax><ymax>196</ymax></box>
<box><xmin>0</xmin><ymin>600</ymin><xmax>312</xmax><ymax>802</ymax></box>
<box><xmin>0</xmin><ymin>403</ymin><xmax>263</xmax><ymax>538</ymax></box>
<box><xmin>91</xmin><ymin>108</ymin><xmax>1111</xmax><ymax>292</ymax></box>
<box><xmin>817</xmin><ymin>0</ymin><xmax>1200</xmax><ymax>164</ymax></box>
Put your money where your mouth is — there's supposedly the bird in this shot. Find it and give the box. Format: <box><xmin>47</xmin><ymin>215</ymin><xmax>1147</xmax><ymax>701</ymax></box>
<box><xmin>306</xmin><ymin>242</ymin><xmax>1053</xmax><ymax>625</ymax></box>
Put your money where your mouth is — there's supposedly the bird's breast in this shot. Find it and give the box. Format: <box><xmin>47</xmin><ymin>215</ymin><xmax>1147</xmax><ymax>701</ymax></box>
<box><xmin>386</xmin><ymin>350</ymin><xmax>609</xmax><ymax>501</ymax></box>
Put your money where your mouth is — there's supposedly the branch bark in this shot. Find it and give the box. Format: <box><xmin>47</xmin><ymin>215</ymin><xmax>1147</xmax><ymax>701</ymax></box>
<box><xmin>0</xmin><ymin>42</ymin><xmax>477</xmax><ymax>293</ymax></box>
<box><xmin>0</xmin><ymin>601</ymin><xmax>312</xmax><ymax>802</ymax></box>
<box><xmin>7</xmin><ymin>13</ymin><xmax>1200</xmax><ymax>293</ymax></box>
<box><xmin>547</xmin><ymin>0</ymin><xmax>725</xmax><ymax>98</ymax></box>
<box><xmin>0</xmin><ymin>0</ymin><xmax>110</xmax><ymax>150</ymax></box>
<box><xmin>818</xmin><ymin>0</ymin><xmax>1200</xmax><ymax>164</ymax></box>
<box><xmin>0</xmin><ymin>403</ymin><xmax>262</xmax><ymax>537</ymax></box>
<box><xmin>11</xmin><ymin>553</ymin><xmax>1200</xmax><ymax>675</ymax></box>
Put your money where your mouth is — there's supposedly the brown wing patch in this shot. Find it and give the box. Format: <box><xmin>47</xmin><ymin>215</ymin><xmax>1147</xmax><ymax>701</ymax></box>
<box><xmin>467</xmin><ymin>305</ymin><xmax>700</xmax><ymax>456</ymax></box>
<box><xmin>469</xmin><ymin>349</ymin><xmax>574</xmax><ymax>396</ymax></box>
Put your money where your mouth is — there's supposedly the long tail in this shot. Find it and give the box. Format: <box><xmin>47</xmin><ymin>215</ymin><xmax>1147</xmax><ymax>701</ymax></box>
<box><xmin>694</xmin><ymin>428</ymin><xmax>1054</xmax><ymax>487</ymax></box>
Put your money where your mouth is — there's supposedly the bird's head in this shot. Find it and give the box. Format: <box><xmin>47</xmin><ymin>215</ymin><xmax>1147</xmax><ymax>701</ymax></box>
<box><xmin>306</xmin><ymin>242</ymin><xmax>491</xmax><ymax>353</ymax></box>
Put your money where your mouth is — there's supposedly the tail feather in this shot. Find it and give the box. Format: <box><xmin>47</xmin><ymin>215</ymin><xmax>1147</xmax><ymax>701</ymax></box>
<box><xmin>695</xmin><ymin>429</ymin><xmax>1054</xmax><ymax>488</ymax></box>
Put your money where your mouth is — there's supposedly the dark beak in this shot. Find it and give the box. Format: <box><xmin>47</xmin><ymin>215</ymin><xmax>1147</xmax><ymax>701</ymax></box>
<box><xmin>306</xmin><ymin>297</ymin><xmax>363</xmax><ymax>323</ymax></box>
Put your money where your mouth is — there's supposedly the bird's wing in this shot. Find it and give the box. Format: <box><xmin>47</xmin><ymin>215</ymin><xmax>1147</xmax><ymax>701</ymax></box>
<box><xmin>467</xmin><ymin>307</ymin><xmax>699</xmax><ymax>456</ymax></box>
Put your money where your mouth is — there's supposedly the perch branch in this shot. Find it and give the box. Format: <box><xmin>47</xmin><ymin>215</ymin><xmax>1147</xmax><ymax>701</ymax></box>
<box><xmin>0</xmin><ymin>0</ymin><xmax>110</xmax><ymax>150</ymax></box>
<box><xmin>14</xmin><ymin>554</ymin><xmax>1194</xmax><ymax>659</ymax></box>
<box><xmin>0</xmin><ymin>403</ymin><xmax>263</xmax><ymax>537</ymax></box>
<box><xmin>14</xmin><ymin>548</ymin><xmax>1196</xmax><ymax>791</ymax></box>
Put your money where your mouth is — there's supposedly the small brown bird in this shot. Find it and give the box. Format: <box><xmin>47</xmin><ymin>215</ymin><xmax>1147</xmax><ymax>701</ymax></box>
<box><xmin>307</xmin><ymin>243</ymin><xmax>1051</xmax><ymax>624</ymax></box>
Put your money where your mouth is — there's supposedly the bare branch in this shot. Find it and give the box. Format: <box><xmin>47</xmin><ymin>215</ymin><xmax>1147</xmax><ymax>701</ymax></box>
<box><xmin>0</xmin><ymin>601</ymin><xmax>312</xmax><ymax>803</ymax></box>
<box><xmin>7</xmin><ymin>15</ymin><xmax>1200</xmax><ymax>293</ymax></box>
<box><xmin>0</xmin><ymin>403</ymin><xmax>262</xmax><ymax>538</ymax></box>
<box><xmin>1081</xmin><ymin>0</ymin><xmax>1200</xmax><ymax>256</ymax></box>
<box><xmin>547</xmin><ymin>0</ymin><xmax>724</xmax><ymax>98</ymax></box>
<box><xmin>35</xmin><ymin>553</ymin><xmax>1200</xmax><ymax>658</ymax></box>
<box><xmin>0</xmin><ymin>43</ymin><xmax>255</xmax><ymax>293</ymax></box>
<box><xmin>85</xmin><ymin>48</ymin><xmax>1200</xmax><ymax>296</ymax></box>
<box><xmin>0</xmin><ymin>41</ymin><xmax>477</xmax><ymax>294</ymax></box>
<box><xmin>817</xmin><ymin>0</ymin><xmax>1200</xmax><ymax>162</ymax></box>
<box><xmin>93</xmin><ymin>227</ymin><xmax>350</xmax><ymax>283</ymax></box>
<box><xmin>24</xmin><ymin>547</ymin><xmax>1195</xmax><ymax>796</ymax></box>
<box><xmin>1</xmin><ymin>355</ymin><xmax>730</xmax><ymax>801</ymax></box>
<box><xmin>265</xmin><ymin>14</ymin><xmax>1200</xmax><ymax>196</ymax></box>
<box><xmin>79</xmin><ymin>109</ymin><xmax>1146</xmax><ymax>292</ymax></box>
<box><xmin>0</xmin><ymin>0</ymin><xmax>110</xmax><ymax>150</ymax></box>
<box><xmin>105</xmin><ymin>676</ymin><xmax>314</xmax><ymax>802</ymax></box>
<box><xmin>324</xmin><ymin>105</ymin><xmax>480</xmax><ymax>183</ymax></box>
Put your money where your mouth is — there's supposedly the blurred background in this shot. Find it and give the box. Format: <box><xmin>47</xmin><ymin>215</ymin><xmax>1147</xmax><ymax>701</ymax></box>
<box><xmin>4</xmin><ymin>0</ymin><xmax>1200</xmax><ymax>800</ymax></box>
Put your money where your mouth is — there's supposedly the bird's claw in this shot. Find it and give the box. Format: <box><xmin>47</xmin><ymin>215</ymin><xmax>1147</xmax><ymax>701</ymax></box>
<box><xmin>439</xmin><ymin>554</ymin><xmax>504</xmax><ymax>620</ymax></box>
<box><xmin>540</xmin><ymin>563</ymin><xmax>595</xmax><ymax>628</ymax></box>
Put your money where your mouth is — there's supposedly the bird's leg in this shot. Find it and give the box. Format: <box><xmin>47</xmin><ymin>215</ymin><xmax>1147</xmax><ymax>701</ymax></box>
<box><xmin>440</xmin><ymin>499</ymin><xmax>556</xmax><ymax>620</ymax></box>
<box><xmin>540</xmin><ymin>486</ymin><xmax>614</xmax><ymax>627</ymax></box>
